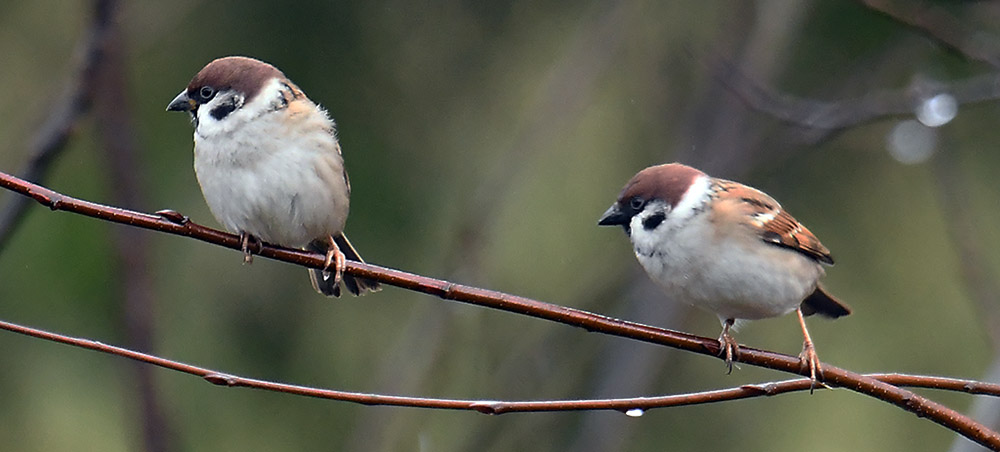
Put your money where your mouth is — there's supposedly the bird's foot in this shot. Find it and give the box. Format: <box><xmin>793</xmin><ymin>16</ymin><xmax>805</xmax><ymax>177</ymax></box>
<box><xmin>718</xmin><ymin>321</ymin><xmax>740</xmax><ymax>374</ymax></box>
<box><xmin>239</xmin><ymin>232</ymin><xmax>257</xmax><ymax>264</ymax></box>
<box><xmin>798</xmin><ymin>341</ymin><xmax>830</xmax><ymax>392</ymax></box>
<box><xmin>322</xmin><ymin>239</ymin><xmax>346</xmax><ymax>287</ymax></box>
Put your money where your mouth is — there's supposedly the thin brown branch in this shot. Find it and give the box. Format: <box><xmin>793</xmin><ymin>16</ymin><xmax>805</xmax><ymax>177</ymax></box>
<box><xmin>1</xmin><ymin>317</ymin><xmax>998</xmax><ymax>414</ymax></box>
<box><xmin>1</xmin><ymin>171</ymin><xmax>999</xmax><ymax>449</ymax></box>
<box><xmin>0</xmin><ymin>0</ymin><xmax>114</xmax><ymax>252</ymax></box>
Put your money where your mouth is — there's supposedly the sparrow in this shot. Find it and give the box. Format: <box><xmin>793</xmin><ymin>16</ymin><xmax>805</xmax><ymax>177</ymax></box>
<box><xmin>166</xmin><ymin>56</ymin><xmax>379</xmax><ymax>297</ymax></box>
<box><xmin>598</xmin><ymin>163</ymin><xmax>850</xmax><ymax>383</ymax></box>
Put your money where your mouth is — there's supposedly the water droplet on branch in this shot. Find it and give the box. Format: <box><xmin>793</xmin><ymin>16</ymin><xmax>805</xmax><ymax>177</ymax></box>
<box><xmin>624</xmin><ymin>408</ymin><xmax>645</xmax><ymax>417</ymax></box>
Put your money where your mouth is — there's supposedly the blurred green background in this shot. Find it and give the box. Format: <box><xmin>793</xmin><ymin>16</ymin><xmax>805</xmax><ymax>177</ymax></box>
<box><xmin>1</xmin><ymin>0</ymin><xmax>999</xmax><ymax>451</ymax></box>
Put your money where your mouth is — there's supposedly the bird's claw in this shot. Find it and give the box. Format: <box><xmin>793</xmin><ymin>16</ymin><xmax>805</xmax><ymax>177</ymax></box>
<box><xmin>322</xmin><ymin>244</ymin><xmax>346</xmax><ymax>287</ymax></box>
<box><xmin>799</xmin><ymin>341</ymin><xmax>827</xmax><ymax>392</ymax></box>
<box><xmin>240</xmin><ymin>232</ymin><xmax>256</xmax><ymax>264</ymax></box>
<box><xmin>718</xmin><ymin>327</ymin><xmax>740</xmax><ymax>375</ymax></box>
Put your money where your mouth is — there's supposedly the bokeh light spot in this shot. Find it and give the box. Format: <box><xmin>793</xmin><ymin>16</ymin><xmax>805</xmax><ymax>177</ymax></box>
<box><xmin>916</xmin><ymin>93</ymin><xmax>957</xmax><ymax>127</ymax></box>
<box><xmin>887</xmin><ymin>119</ymin><xmax>936</xmax><ymax>165</ymax></box>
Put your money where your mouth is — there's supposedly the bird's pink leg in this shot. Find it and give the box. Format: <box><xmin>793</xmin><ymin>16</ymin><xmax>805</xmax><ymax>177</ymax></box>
<box><xmin>797</xmin><ymin>307</ymin><xmax>825</xmax><ymax>391</ymax></box>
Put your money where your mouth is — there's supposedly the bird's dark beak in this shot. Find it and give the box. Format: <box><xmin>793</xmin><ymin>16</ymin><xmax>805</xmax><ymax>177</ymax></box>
<box><xmin>166</xmin><ymin>90</ymin><xmax>196</xmax><ymax>112</ymax></box>
<box><xmin>598</xmin><ymin>203</ymin><xmax>629</xmax><ymax>226</ymax></box>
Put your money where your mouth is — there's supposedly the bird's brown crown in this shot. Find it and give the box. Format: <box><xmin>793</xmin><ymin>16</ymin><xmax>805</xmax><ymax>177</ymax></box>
<box><xmin>187</xmin><ymin>56</ymin><xmax>284</xmax><ymax>103</ymax></box>
<box><xmin>618</xmin><ymin>163</ymin><xmax>705</xmax><ymax>207</ymax></box>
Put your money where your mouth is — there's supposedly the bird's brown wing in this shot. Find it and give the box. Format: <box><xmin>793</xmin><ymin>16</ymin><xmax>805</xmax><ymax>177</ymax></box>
<box><xmin>757</xmin><ymin>207</ymin><xmax>833</xmax><ymax>265</ymax></box>
<box><xmin>716</xmin><ymin>181</ymin><xmax>834</xmax><ymax>265</ymax></box>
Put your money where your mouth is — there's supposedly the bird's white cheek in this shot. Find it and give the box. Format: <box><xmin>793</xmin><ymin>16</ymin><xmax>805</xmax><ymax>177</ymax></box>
<box><xmin>628</xmin><ymin>220</ymin><xmax>672</xmax><ymax>277</ymax></box>
<box><xmin>194</xmin><ymin>112</ymin><xmax>221</xmax><ymax>136</ymax></box>
<box><xmin>195</xmin><ymin>106</ymin><xmax>246</xmax><ymax>138</ymax></box>
<box><xmin>629</xmin><ymin>216</ymin><xmax>660</xmax><ymax>256</ymax></box>
<box><xmin>627</xmin><ymin>212</ymin><xmax>716</xmax><ymax>294</ymax></box>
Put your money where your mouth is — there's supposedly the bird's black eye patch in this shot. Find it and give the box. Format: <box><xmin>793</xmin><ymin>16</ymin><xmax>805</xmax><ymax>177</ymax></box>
<box><xmin>198</xmin><ymin>86</ymin><xmax>216</xmax><ymax>101</ymax></box>
<box><xmin>209</xmin><ymin>102</ymin><xmax>237</xmax><ymax>120</ymax></box>
<box><xmin>642</xmin><ymin>212</ymin><xmax>665</xmax><ymax>230</ymax></box>
<box><xmin>629</xmin><ymin>196</ymin><xmax>645</xmax><ymax>211</ymax></box>
<box><xmin>207</xmin><ymin>93</ymin><xmax>243</xmax><ymax>121</ymax></box>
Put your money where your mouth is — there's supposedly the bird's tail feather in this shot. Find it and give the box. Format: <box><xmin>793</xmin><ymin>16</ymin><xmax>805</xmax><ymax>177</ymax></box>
<box><xmin>307</xmin><ymin>234</ymin><xmax>381</xmax><ymax>297</ymax></box>
<box><xmin>800</xmin><ymin>285</ymin><xmax>851</xmax><ymax>318</ymax></box>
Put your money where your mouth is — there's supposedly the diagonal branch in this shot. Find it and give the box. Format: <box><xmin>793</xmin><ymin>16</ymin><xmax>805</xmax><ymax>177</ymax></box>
<box><xmin>858</xmin><ymin>0</ymin><xmax>1000</xmax><ymax>70</ymax></box>
<box><xmin>1</xmin><ymin>316</ymin><xmax>998</xmax><ymax>414</ymax></box>
<box><xmin>719</xmin><ymin>59</ymin><xmax>1000</xmax><ymax>138</ymax></box>
<box><xmin>1</xmin><ymin>170</ymin><xmax>998</xmax><ymax>449</ymax></box>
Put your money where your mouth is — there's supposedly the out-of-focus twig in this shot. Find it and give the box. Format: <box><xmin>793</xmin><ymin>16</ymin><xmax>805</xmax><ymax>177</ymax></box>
<box><xmin>858</xmin><ymin>0</ymin><xmax>1000</xmax><ymax>70</ymax></box>
<box><xmin>352</xmin><ymin>2</ymin><xmax>635</xmax><ymax>446</ymax></box>
<box><xmin>1</xmin><ymin>172</ymin><xmax>999</xmax><ymax>449</ymax></box>
<box><xmin>424</xmin><ymin>4</ymin><xmax>639</xmax><ymax>451</ymax></box>
<box><xmin>444</xmin><ymin>0</ymin><xmax>631</xmax><ymax>278</ymax></box>
<box><xmin>0</xmin><ymin>0</ymin><xmax>114</xmax><ymax>253</ymax></box>
<box><xmin>931</xmin><ymin>147</ymin><xmax>1000</xmax><ymax>347</ymax></box>
<box><xmin>89</xmin><ymin>0</ymin><xmax>173</xmax><ymax>450</ymax></box>
<box><xmin>714</xmin><ymin>1</ymin><xmax>1000</xmax><ymax>144</ymax></box>
<box><xmin>720</xmin><ymin>61</ymin><xmax>1000</xmax><ymax>140</ymax></box>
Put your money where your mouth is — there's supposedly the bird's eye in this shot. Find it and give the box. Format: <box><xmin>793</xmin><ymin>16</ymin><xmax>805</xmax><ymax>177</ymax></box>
<box><xmin>629</xmin><ymin>196</ymin><xmax>645</xmax><ymax>210</ymax></box>
<box><xmin>198</xmin><ymin>86</ymin><xmax>216</xmax><ymax>100</ymax></box>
